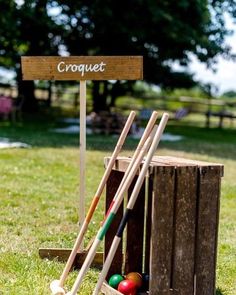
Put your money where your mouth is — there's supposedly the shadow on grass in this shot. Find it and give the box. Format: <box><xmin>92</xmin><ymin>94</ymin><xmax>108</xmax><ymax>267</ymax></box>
<box><xmin>216</xmin><ymin>287</ymin><xmax>225</xmax><ymax>295</ymax></box>
<box><xmin>162</xmin><ymin>124</ymin><xmax>236</xmax><ymax>160</ymax></box>
<box><xmin>0</xmin><ymin>112</ymin><xmax>236</xmax><ymax>160</ymax></box>
<box><xmin>0</xmin><ymin>119</ymin><xmax>138</xmax><ymax>151</ymax></box>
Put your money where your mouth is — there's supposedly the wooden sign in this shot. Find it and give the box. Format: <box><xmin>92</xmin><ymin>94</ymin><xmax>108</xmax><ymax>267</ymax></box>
<box><xmin>21</xmin><ymin>56</ymin><xmax>143</xmax><ymax>81</ymax></box>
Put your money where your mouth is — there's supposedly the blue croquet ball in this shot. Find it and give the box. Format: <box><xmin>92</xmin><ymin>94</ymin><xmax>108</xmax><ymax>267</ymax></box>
<box><xmin>109</xmin><ymin>274</ymin><xmax>124</xmax><ymax>289</ymax></box>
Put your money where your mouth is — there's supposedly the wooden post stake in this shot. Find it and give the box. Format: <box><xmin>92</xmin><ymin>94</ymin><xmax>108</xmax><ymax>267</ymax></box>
<box><xmin>79</xmin><ymin>80</ymin><xmax>86</xmax><ymax>250</ymax></box>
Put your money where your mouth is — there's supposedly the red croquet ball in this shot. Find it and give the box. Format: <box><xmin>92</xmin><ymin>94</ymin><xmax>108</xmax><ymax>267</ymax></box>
<box><xmin>126</xmin><ymin>272</ymin><xmax>142</xmax><ymax>288</ymax></box>
<box><xmin>118</xmin><ymin>279</ymin><xmax>137</xmax><ymax>295</ymax></box>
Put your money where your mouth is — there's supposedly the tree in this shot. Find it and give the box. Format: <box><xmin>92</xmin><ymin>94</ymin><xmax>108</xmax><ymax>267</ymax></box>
<box><xmin>0</xmin><ymin>0</ymin><xmax>236</xmax><ymax>112</ymax></box>
<box><xmin>52</xmin><ymin>0</ymin><xmax>236</xmax><ymax>111</ymax></box>
<box><xmin>0</xmin><ymin>0</ymin><xmax>62</xmax><ymax>111</ymax></box>
<box><xmin>222</xmin><ymin>90</ymin><xmax>236</xmax><ymax>98</ymax></box>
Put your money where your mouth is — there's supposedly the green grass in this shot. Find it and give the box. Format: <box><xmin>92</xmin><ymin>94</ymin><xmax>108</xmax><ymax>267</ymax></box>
<box><xmin>0</xmin><ymin>110</ymin><xmax>235</xmax><ymax>294</ymax></box>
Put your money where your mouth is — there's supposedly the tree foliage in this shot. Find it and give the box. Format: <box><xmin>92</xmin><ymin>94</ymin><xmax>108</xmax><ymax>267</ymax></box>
<box><xmin>0</xmin><ymin>0</ymin><xmax>236</xmax><ymax>111</ymax></box>
<box><xmin>0</xmin><ymin>0</ymin><xmax>62</xmax><ymax>110</ymax></box>
<box><xmin>222</xmin><ymin>90</ymin><xmax>236</xmax><ymax>98</ymax></box>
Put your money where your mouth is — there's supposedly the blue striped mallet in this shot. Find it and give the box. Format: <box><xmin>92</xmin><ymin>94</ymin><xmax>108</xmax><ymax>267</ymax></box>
<box><xmin>93</xmin><ymin>113</ymin><xmax>169</xmax><ymax>295</ymax></box>
<box><xmin>66</xmin><ymin>123</ymin><xmax>158</xmax><ymax>295</ymax></box>
<box><xmin>66</xmin><ymin>113</ymin><xmax>168</xmax><ymax>295</ymax></box>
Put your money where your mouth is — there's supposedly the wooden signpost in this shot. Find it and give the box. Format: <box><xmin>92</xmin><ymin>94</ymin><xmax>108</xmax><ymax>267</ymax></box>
<box><xmin>21</xmin><ymin>55</ymin><xmax>143</xmax><ymax>260</ymax></box>
<box><xmin>21</xmin><ymin>56</ymin><xmax>143</xmax><ymax>80</ymax></box>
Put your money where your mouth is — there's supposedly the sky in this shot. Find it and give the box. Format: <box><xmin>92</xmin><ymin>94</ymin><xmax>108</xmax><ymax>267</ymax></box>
<box><xmin>1</xmin><ymin>13</ymin><xmax>236</xmax><ymax>95</ymax></box>
<box><xmin>187</xmin><ymin>15</ymin><xmax>236</xmax><ymax>95</ymax></box>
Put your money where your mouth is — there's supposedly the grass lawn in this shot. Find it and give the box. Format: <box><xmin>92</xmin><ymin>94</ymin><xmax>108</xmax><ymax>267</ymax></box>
<box><xmin>0</xmin><ymin>110</ymin><xmax>235</xmax><ymax>295</ymax></box>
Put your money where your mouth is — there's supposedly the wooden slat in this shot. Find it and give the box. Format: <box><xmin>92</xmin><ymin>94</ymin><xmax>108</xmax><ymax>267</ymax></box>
<box><xmin>105</xmin><ymin>156</ymin><xmax>224</xmax><ymax>176</ymax></box>
<box><xmin>172</xmin><ymin>166</ymin><xmax>198</xmax><ymax>295</ymax></box>
<box><xmin>149</xmin><ymin>166</ymin><xmax>175</xmax><ymax>295</ymax></box>
<box><xmin>104</xmin><ymin>157</ymin><xmax>154</xmax><ymax>176</ymax></box>
<box><xmin>101</xmin><ymin>282</ymin><xmax>149</xmax><ymax>295</ymax></box>
<box><xmin>155</xmin><ymin>156</ymin><xmax>224</xmax><ymax>175</ymax></box>
<box><xmin>39</xmin><ymin>248</ymin><xmax>103</xmax><ymax>269</ymax></box>
<box><xmin>21</xmin><ymin>56</ymin><xmax>143</xmax><ymax>80</ymax></box>
<box><xmin>144</xmin><ymin>175</ymin><xmax>153</xmax><ymax>273</ymax></box>
<box><xmin>105</xmin><ymin>170</ymin><xmax>124</xmax><ymax>278</ymax></box>
<box><xmin>195</xmin><ymin>166</ymin><xmax>222</xmax><ymax>295</ymax></box>
<box><xmin>125</xmin><ymin>176</ymin><xmax>146</xmax><ymax>273</ymax></box>
<box><xmin>101</xmin><ymin>282</ymin><xmax>123</xmax><ymax>295</ymax></box>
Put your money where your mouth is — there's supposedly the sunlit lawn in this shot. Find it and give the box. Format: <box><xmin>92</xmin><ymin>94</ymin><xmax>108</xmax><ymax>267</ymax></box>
<box><xmin>0</xmin><ymin>110</ymin><xmax>235</xmax><ymax>294</ymax></box>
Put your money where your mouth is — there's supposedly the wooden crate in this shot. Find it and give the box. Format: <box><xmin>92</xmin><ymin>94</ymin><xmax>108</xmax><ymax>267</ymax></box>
<box><xmin>102</xmin><ymin>156</ymin><xmax>223</xmax><ymax>295</ymax></box>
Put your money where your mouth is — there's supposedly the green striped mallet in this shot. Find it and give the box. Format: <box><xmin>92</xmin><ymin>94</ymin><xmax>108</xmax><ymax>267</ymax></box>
<box><xmin>50</xmin><ymin>111</ymin><xmax>136</xmax><ymax>295</ymax></box>
<box><xmin>66</xmin><ymin>123</ymin><xmax>158</xmax><ymax>295</ymax></box>
<box><xmin>93</xmin><ymin>113</ymin><xmax>169</xmax><ymax>295</ymax></box>
<box><xmin>51</xmin><ymin>111</ymin><xmax>158</xmax><ymax>295</ymax></box>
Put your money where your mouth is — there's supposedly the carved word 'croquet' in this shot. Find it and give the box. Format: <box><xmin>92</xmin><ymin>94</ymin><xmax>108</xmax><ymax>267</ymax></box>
<box><xmin>57</xmin><ymin>61</ymin><xmax>106</xmax><ymax>76</ymax></box>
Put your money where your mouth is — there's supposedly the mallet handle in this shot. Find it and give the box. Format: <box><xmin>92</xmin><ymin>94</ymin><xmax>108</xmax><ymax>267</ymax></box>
<box><xmin>93</xmin><ymin>111</ymin><xmax>136</xmax><ymax>207</ymax></box>
<box><xmin>79</xmin><ymin>80</ymin><xmax>86</xmax><ymax>249</ymax></box>
<box><xmin>127</xmin><ymin>113</ymin><xmax>169</xmax><ymax>210</ymax></box>
<box><xmin>103</xmin><ymin>111</ymin><xmax>158</xmax><ymax>220</ymax></box>
<box><xmin>58</xmin><ymin>111</ymin><xmax>136</xmax><ymax>287</ymax></box>
<box><xmin>68</xmin><ymin>129</ymin><xmax>156</xmax><ymax>295</ymax></box>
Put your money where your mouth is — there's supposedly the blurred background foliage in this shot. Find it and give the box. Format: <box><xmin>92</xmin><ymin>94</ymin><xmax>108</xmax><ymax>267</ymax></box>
<box><xmin>0</xmin><ymin>0</ymin><xmax>236</xmax><ymax>112</ymax></box>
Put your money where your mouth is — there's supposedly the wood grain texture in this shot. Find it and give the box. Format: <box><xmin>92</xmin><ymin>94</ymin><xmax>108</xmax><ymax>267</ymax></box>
<box><xmin>125</xmin><ymin>176</ymin><xmax>146</xmax><ymax>274</ymax></box>
<box><xmin>104</xmin><ymin>157</ymin><xmax>154</xmax><ymax>176</ymax></box>
<box><xmin>21</xmin><ymin>56</ymin><xmax>143</xmax><ymax>80</ymax></box>
<box><xmin>101</xmin><ymin>282</ymin><xmax>123</xmax><ymax>295</ymax></box>
<box><xmin>105</xmin><ymin>170</ymin><xmax>124</xmax><ymax>278</ymax></box>
<box><xmin>172</xmin><ymin>166</ymin><xmax>198</xmax><ymax>295</ymax></box>
<box><xmin>144</xmin><ymin>176</ymin><xmax>153</xmax><ymax>274</ymax></box>
<box><xmin>149</xmin><ymin>166</ymin><xmax>175</xmax><ymax>295</ymax></box>
<box><xmin>195</xmin><ymin>166</ymin><xmax>222</xmax><ymax>295</ymax></box>
<box><xmin>155</xmin><ymin>156</ymin><xmax>224</xmax><ymax>175</ymax></box>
